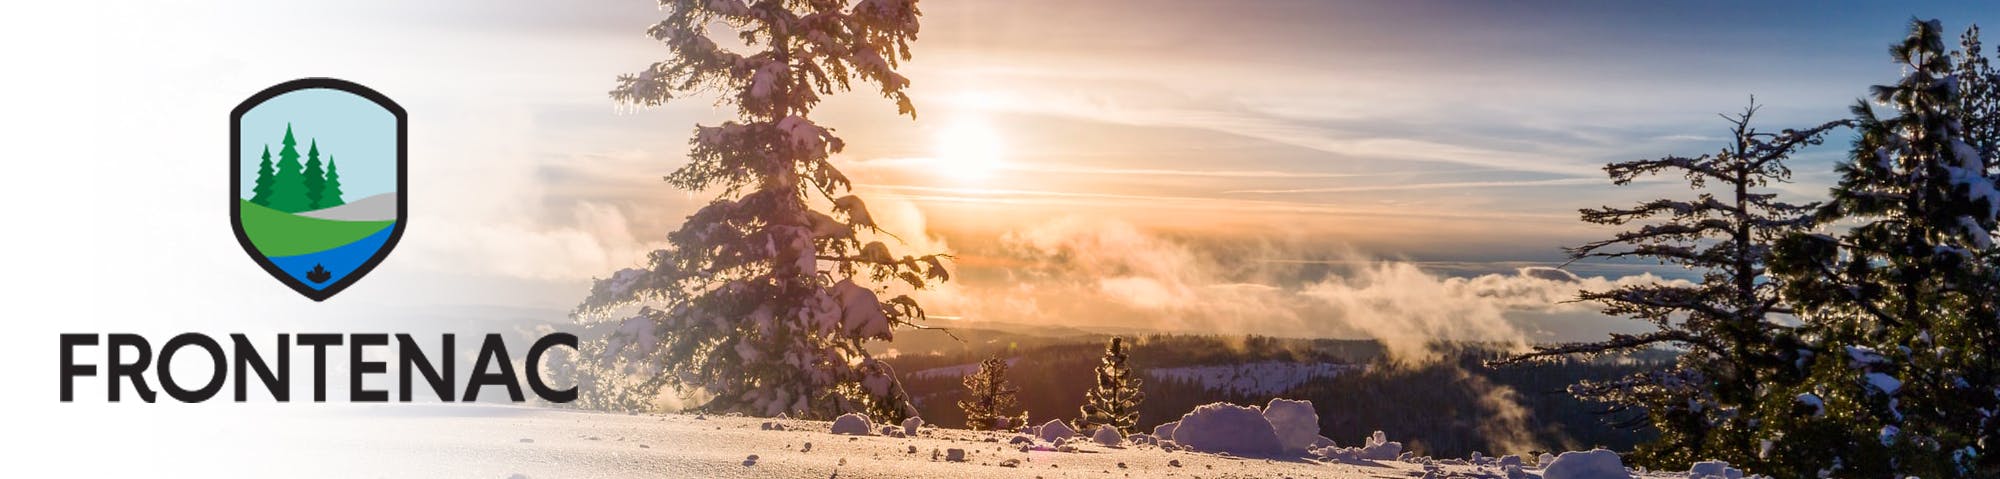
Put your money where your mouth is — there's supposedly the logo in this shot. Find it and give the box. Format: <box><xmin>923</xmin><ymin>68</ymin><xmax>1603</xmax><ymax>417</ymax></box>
<box><xmin>231</xmin><ymin>78</ymin><xmax>406</xmax><ymax>301</ymax></box>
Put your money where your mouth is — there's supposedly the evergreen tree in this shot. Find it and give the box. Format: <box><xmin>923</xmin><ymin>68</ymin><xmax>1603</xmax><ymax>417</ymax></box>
<box><xmin>1958</xmin><ymin>25</ymin><xmax>2000</xmax><ymax>164</ymax></box>
<box><xmin>575</xmin><ymin>0</ymin><xmax>946</xmax><ymax>421</ymax></box>
<box><xmin>320</xmin><ymin>156</ymin><xmax>345</xmax><ymax>208</ymax></box>
<box><xmin>957</xmin><ymin>356</ymin><xmax>1023</xmax><ymax>431</ymax></box>
<box><xmin>1771</xmin><ymin>19</ymin><xmax>2000</xmax><ymax>478</ymax></box>
<box><xmin>1495</xmin><ymin>100</ymin><xmax>1847</xmax><ymax>471</ymax></box>
<box><xmin>250</xmin><ymin>145</ymin><xmax>275</xmax><ymax>206</ymax></box>
<box><xmin>1077</xmin><ymin>337</ymin><xmax>1144</xmax><ymax>434</ymax></box>
<box><xmin>302</xmin><ymin>139</ymin><xmax>327</xmax><ymax>210</ymax></box>
<box><xmin>266</xmin><ymin>124</ymin><xmax>312</xmax><ymax>213</ymax></box>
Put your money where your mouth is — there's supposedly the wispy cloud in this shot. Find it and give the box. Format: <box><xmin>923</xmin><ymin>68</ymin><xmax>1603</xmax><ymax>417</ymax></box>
<box><xmin>840</xmin><ymin>156</ymin><xmax>1519</xmax><ymax>180</ymax></box>
<box><xmin>998</xmin><ymin>162</ymin><xmax>1372</xmax><ymax>179</ymax></box>
<box><xmin>949</xmin><ymin>92</ymin><xmax>1607</xmax><ymax>177</ymax></box>
<box><xmin>842</xmin><ymin>157</ymin><xmax>1378</xmax><ymax>179</ymax></box>
<box><xmin>1224</xmin><ymin>177</ymin><xmax>1606</xmax><ymax>194</ymax></box>
<box><xmin>855</xmin><ymin>184</ymin><xmax>1576</xmax><ymax>221</ymax></box>
<box><xmin>1651</xmin><ymin>134</ymin><xmax>1726</xmax><ymax>142</ymax></box>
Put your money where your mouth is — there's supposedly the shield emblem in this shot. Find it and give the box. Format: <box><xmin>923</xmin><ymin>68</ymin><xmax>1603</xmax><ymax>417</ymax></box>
<box><xmin>231</xmin><ymin>78</ymin><xmax>406</xmax><ymax>301</ymax></box>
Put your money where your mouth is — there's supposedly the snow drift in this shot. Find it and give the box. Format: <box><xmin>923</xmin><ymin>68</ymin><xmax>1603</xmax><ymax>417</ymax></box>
<box><xmin>829</xmin><ymin>413</ymin><xmax>872</xmax><ymax>435</ymax></box>
<box><xmin>1262</xmin><ymin>398</ymin><xmax>1321</xmax><ymax>453</ymax></box>
<box><xmin>1036</xmin><ymin>419</ymin><xmax>1076</xmax><ymax>442</ymax></box>
<box><xmin>1542</xmin><ymin>449</ymin><xmax>1629</xmax><ymax>479</ymax></box>
<box><xmin>1359</xmin><ymin>430</ymin><xmax>1402</xmax><ymax>460</ymax></box>
<box><xmin>1688</xmin><ymin>460</ymin><xmax>1743</xmax><ymax>479</ymax></box>
<box><xmin>1170</xmin><ymin>402</ymin><xmax>1286</xmax><ymax>456</ymax></box>
<box><xmin>1091</xmin><ymin>425</ymin><xmax>1123</xmax><ymax>447</ymax></box>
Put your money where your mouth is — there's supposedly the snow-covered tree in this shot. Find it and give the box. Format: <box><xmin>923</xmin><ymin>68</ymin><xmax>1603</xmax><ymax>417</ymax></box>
<box><xmin>957</xmin><ymin>356</ymin><xmax>1023</xmax><ymax>431</ymax></box>
<box><xmin>1771</xmin><ymin>19</ymin><xmax>2000</xmax><ymax>478</ymax></box>
<box><xmin>1494</xmin><ymin>101</ymin><xmax>1847</xmax><ymax>470</ymax></box>
<box><xmin>1957</xmin><ymin>25</ymin><xmax>2000</xmax><ymax>164</ymax></box>
<box><xmin>1077</xmin><ymin>337</ymin><xmax>1144</xmax><ymax>434</ymax></box>
<box><xmin>575</xmin><ymin>0</ymin><xmax>949</xmax><ymax>422</ymax></box>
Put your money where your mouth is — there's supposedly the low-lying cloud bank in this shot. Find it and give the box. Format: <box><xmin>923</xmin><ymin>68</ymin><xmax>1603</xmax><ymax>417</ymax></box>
<box><xmin>916</xmin><ymin>216</ymin><xmax>1679</xmax><ymax>364</ymax></box>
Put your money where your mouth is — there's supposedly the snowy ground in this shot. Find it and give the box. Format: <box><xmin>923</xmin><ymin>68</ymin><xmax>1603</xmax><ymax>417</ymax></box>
<box><xmin>277</xmin><ymin>406</ymin><xmax>1687</xmax><ymax>478</ymax></box>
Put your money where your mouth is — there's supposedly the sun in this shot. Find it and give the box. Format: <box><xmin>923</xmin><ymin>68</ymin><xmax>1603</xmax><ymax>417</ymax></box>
<box><xmin>930</xmin><ymin>117</ymin><xmax>1006</xmax><ymax>182</ymax></box>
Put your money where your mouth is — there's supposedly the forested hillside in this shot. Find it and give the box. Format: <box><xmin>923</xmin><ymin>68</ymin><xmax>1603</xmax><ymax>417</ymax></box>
<box><xmin>885</xmin><ymin>333</ymin><xmax>1664</xmax><ymax>458</ymax></box>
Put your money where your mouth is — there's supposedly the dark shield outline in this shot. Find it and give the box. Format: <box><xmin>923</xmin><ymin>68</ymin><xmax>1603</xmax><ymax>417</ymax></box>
<box><xmin>230</xmin><ymin>78</ymin><xmax>407</xmax><ymax>302</ymax></box>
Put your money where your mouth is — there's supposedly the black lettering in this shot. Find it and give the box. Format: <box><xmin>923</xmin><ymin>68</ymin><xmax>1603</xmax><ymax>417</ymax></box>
<box><xmin>397</xmin><ymin>333</ymin><xmax>453</xmax><ymax>402</ymax></box>
<box><xmin>106</xmin><ymin>334</ymin><xmax>156</xmax><ymax>403</ymax></box>
<box><xmin>527</xmin><ymin>333</ymin><xmax>578</xmax><ymax>403</ymax></box>
<box><xmin>233</xmin><ymin>334</ymin><xmax>290</xmax><ymax>402</ymax></box>
<box><xmin>158</xmin><ymin>333</ymin><xmax>226</xmax><ymax>402</ymax></box>
<box><xmin>350</xmin><ymin>334</ymin><xmax>389</xmax><ymax>402</ymax></box>
<box><xmin>59</xmin><ymin>334</ymin><xmax>99</xmax><ymax>402</ymax></box>
<box><xmin>297</xmin><ymin>334</ymin><xmax>342</xmax><ymax>402</ymax></box>
<box><xmin>463</xmin><ymin>334</ymin><xmax>523</xmax><ymax>402</ymax></box>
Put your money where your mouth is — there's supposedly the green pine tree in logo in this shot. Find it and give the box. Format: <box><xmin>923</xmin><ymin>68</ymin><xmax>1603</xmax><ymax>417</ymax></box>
<box><xmin>250</xmin><ymin>145</ymin><xmax>275</xmax><ymax>206</ymax></box>
<box><xmin>321</xmin><ymin>156</ymin><xmax>346</xmax><ymax>208</ymax></box>
<box><xmin>267</xmin><ymin>124</ymin><xmax>314</xmax><ymax>213</ymax></box>
<box><xmin>303</xmin><ymin>139</ymin><xmax>328</xmax><ymax>209</ymax></box>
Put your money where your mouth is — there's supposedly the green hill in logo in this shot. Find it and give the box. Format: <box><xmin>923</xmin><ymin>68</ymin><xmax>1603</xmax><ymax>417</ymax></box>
<box><xmin>237</xmin><ymin>199</ymin><xmax>394</xmax><ymax>257</ymax></box>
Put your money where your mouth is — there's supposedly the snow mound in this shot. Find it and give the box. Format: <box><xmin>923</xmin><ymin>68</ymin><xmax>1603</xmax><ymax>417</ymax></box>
<box><xmin>1688</xmin><ymin>460</ymin><xmax>1742</xmax><ymax>479</ymax></box>
<box><xmin>1091</xmin><ymin>425</ymin><xmax>1123</xmax><ymax>447</ymax></box>
<box><xmin>1542</xmin><ymin>449</ymin><xmax>1629</xmax><ymax>479</ymax></box>
<box><xmin>1359</xmin><ymin>431</ymin><xmax>1401</xmax><ymax>460</ymax></box>
<box><xmin>1037</xmin><ymin>419</ymin><xmax>1076</xmax><ymax>442</ymax></box>
<box><xmin>1152</xmin><ymin>421</ymin><xmax>1179</xmax><ymax>440</ymax></box>
<box><xmin>901</xmin><ymin>417</ymin><xmax>923</xmax><ymax>436</ymax></box>
<box><xmin>1262</xmin><ymin>398</ymin><xmax>1321</xmax><ymax>452</ymax></box>
<box><xmin>829</xmin><ymin>413</ymin><xmax>871</xmax><ymax>435</ymax></box>
<box><xmin>1171</xmin><ymin>402</ymin><xmax>1285</xmax><ymax>456</ymax></box>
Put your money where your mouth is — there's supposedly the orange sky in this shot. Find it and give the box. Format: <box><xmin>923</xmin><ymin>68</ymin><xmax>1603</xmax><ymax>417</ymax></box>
<box><xmin>26</xmin><ymin>0</ymin><xmax>1999</xmax><ymax>346</ymax></box>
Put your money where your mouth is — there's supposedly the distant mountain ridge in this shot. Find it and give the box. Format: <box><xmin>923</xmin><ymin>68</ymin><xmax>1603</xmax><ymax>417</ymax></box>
<box><xmin>297</xmin><ymin>192</ymin><xmax>397</xmax><ymax>221</ymax></box>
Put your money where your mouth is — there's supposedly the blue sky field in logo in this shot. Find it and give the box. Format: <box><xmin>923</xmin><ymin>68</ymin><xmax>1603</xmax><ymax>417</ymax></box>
<box><xmin>238</xmin><ymin>88</ymin><xmax>396</xmax><ymax>200</ymax></box>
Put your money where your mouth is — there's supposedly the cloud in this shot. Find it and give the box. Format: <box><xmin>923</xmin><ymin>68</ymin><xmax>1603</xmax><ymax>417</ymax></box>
<box><xmin>938</xmin><ymin>87</ymin><xmax>1606</xmax><ymax>177</ymax></box>
<box><xmin>1296</xmin><ymin>262</ymin><xmax>1670</xmax><ymax>364</ymax></box>
<box><xmin>909</xmin><ymin>214</ymin><xmax>1679</xmax><ymax>363</ymax></box>
<box><xmin>1653</xmin><ymin>134</ymin><xmax>1725</xmax><ymax>142</ymax></box>
<box><xmin>841</xmin><ymin>156</ymin><xmax>1388</xmax><ymax>179</ymax></box>
<box><xmin>1225</xmin><ymin>177</ymin><xmax>1605</xmax><ymax>194</ymax></box>
<box><xmin>855</xmin><ymin>184</ymin><xmax>1575</xmax><ymax>222</ymax></box>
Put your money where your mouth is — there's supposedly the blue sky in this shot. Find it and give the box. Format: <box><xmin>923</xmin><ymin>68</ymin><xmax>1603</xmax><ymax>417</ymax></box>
<box><xmin>238</xmin><ymin>88</ymin><xmax>398</xmax><ymax>202</ymax></box>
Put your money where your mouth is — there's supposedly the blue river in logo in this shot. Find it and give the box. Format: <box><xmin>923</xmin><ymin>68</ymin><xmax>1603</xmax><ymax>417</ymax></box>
<box><xmin>267</xmin><ymin>223</ymin><xmax>396</xmax><ymax>290</ymax></box>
